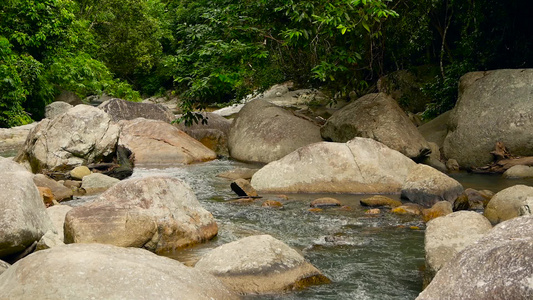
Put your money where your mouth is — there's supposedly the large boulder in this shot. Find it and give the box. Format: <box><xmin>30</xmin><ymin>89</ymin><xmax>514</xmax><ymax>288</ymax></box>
<box><xmin>321</xmin><ymin>93</ymin><xmax>430</xmax><ymax>160</ymax></box>
<box><xmin>64</xmin><ymin>176</ymin><xmax>218</xmax><ymax>253</ymax></box>
<box><xmin>195</xmin><ymin>235</ymin><xmax>330</xmax><ymax>294</ymax></box>
<box><xmin>228</xmin><ymin>99</ymin><xmax>323</xmax><ymax>163</ymax></box>
<box><xmin>424</xmin><ymin>211</ymin><xmax>492</xmax><ymax>283</ymax></box>
<box><xmin>119</xmin><ymin>118</ymin><xmax>216</xmax><ymax>166</ymax></box>
<box><xmin>418</xmin><ymin>111</ymin><xmax>451</xmax><ymax>148</ymax></box>
<box><xmin>44</xmin><ymin>101</ymin><xmax>73</xmax><ymax>119</ymax></box>
<box><xmin>0</xmin><ymin>243</ymin><xmax>237</xmax><ymax>300</ymax></box>
<box><xmin>251</xmin><ymin>137</ymin><xmax>460</xmax><ymax>203</ymax></box>
<box><xmin>417</xmin><ymin>215</ymin><xmax>533</xmax><ymax>300</ymax></box>
<box><xmin>98</xmin><ymin>98</ymin><xmax>175</xmax><ymax>123</ymax></box>
<box><xmin>176</xmin><ymin>112</ymin><xmax>232</xmax><ymax>156</ymax></box>
<box><xmin>443</xmin><ymin>69</ymin><xmax>533</xmax><ymax>168</ymax></box>
<box><xmin>401</xmin><ymin>164</ymin><xmax>463</xmax><ymax>207</ymax></box>
<box><xmin>0</xmin><ymin>158</ymin><xmax>54</xmax><ymax>259</ymax></box>
<box><xmin>251</xmin><ymin>138</ymin><xmax>416</xmax><ymax>193</ymax></box>
<box><xmin>484</xmin><ymin>185</ymin><xmax>533</xmax><ymax>225</ymax></box>
<box><xmin>15</xmin><ymin>105</ymin><xmax>119</xmax><ymax>173</ymax></box>
<box><xmin>0</xmin><ymin>123</ymin><xmax>37</xmax><ymax>157</ymax></box>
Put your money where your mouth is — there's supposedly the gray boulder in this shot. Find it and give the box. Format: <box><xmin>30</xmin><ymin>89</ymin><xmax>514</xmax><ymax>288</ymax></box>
<box><xmin>484</xmin><ymin>185</ymin><xmax>533</xmax><ymax>225</ymax></box>
<box><xmin>503</xmin><ymin>165</ymin><xmax>533</xmax><ymax>178</ymax></box>
<box><xmin>195</xmin><ymin>235</ymin><xmax>330</xmax><ymax>294</ymax></box>
<box><xmin>418</xmin><ymin>110</ymin><xmax>451</xmax><ymax>148</ymax></box>
<box><xmin>424</xmin><ymin>211</ymin><xmax>492</xmax><ymax>283</ymax></box>
<box><xmin>251</xmin><ymin>138</ymin><xmax>416</xmax><ymax>193</ymax></box>
<box><xmin>443</xmin><ymin>69</ymin><xmax>533</xmax><ymax>168</ymax></box>
<box><xmin>417</xmin><ymin>215</ymin><xmax>533</xmax><ymax>300</ymax></box>
<box><xmin>0</xmin><ymin>243</ymin><xmax>237</xmax><ymax>300</ymax></box>
<box><xmin>80</xmin><ymin>173</ymin><xmax>120</xmax><ymax>195</ymax></box>
<box><xmin>228</xmin><ymin>99</ymin><xmax>323</xmax><ymax>163</ymax></box>
<box><xmin>44</xmin><ymin>101</ymin><xmax>73</xmax><ymax>119</ymax></box>
<box><xmin>401</xmin><ymin>164</ymin><xmax>464</xmax><ymax>207</ymax></box>
<box><xmin>0</xmin><ymin>158</ymin><xmax>54</xmax><ymax>259</ymax></box>
<box><xmin>98</xmin><ymin>98</ymin><xmax>175</xmax><ymax>123</ymax></box>
<box><xmin>119</xmin><ymin>118</ymin><xmax>216</xmax><ymax>166</ymax></box>
<box><xmin>65</xmin><ymin>176</ymin><xmax>218</xmax><ymax>253</ymax></box>
<box><xmin>176</xmin><ymin>112</ymin><xmax>232</xmax><ymax>156</ymax></box>
<box><xmin>321</xmin><ymin>93</ymin><xmax>430</xmax><ymax>160</ymax></box>
<box><xmin>15</xmin><ymin>105</ymin><xmax>119</xmax><ymax>173</ymax></box>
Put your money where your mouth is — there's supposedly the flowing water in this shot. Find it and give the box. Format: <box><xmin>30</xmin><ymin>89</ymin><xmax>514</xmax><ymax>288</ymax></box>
<box><xmin>63</xmin><ymin>158</ymin><xmax>533</xmax><ymax>299</ymax></box>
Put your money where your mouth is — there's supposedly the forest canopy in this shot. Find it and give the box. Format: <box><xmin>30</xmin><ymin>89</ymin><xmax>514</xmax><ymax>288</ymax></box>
<box><xmin>1</xmin><ymin>0</ymin><xmax>531</xmax><ymax>127</ymax></box>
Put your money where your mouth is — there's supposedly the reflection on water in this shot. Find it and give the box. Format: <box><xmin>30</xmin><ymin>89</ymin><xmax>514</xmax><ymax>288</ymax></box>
<box><xmin>65</xmin><ymin>159</ymin><xmax>533</xmax><ymax>299</ymax></box>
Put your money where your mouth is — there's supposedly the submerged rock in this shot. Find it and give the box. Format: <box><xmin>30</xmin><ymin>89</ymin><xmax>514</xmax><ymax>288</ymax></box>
<box><xmin>360</xmin><ymin>195</ymin><xmax>402</xmax><ymax>208</ymax></box>
<box><xmin>310</xmin><ymin>197</ymin><xmax>341</xmax><ymax>208</ymax></box>
<box><xmin>195</xmin><ymin>235</ymin><xmax>330</xmax><ymax>294</ymax></box>
<box><xmin>417</xmin><ymin>215</ymin><xmax>533</xmax><ymax>300</ymax></box>
<box><xmin>64</xmin><ymin>176</ymin><xmax>217</xmax><ymax>253</ymax></box>
<box><xmin>0</xmin><ymin>158</ymin><xmax>54</xmax><ymax>259</ymax></box>
<box><xmin>228</xmin><ymin>99</ymin><xmax>323</xmax><ymax>163</ymax></box>
<box><xmin>484</xmin><ymin>185</ymin><xmax>533</xmax><ymax>225</ymax></box>
<box><xmin>0</xmin><ymin>243</ymin><xmax>237</xmax><ymax>300</ymax></box>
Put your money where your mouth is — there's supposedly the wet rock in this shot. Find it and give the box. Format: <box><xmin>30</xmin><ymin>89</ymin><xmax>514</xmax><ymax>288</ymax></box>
<box><xmin>443</xmin><ymin>69</ymin><xmax>533</xmax><ymax>168</ymax></box>
<box><xmin>176</xmin><ymin>112</ymin><xmax>232</xmax><ymax>156</ymax></box>
<box><xmin>70</xmin><ymin>166</ymin><xmax>91</xmax><ymax>180</ymax></box>
<box><xmin>230</xmin><ymin>178</ymin><xmax>258</xmax><ymax>197</ymax></box>
<box><xmin>417</xmin><ymin>215</ymin><xmax>533</xmax><ymax>300</ymax></box>
<box><xmin>45</xmin><ymin>101</ymin><xmax>73</xmax><ymax>119</ymax></box>
<box><xmin>310</xmin><ymin>197</ymin><xmax>341</xmax><ymax>208</ymax></box>
<box><xmin>98</xmin><ymin>98</ymin><xmax>175</xmax><ymax>123</ymax></box>
<box><xmin>401</xmin><ymin>164</ymin><xmax>463</xmax><ymax>207</ymax></box>
<box><xmin>455</xmin><ymin>188</ymin><xmax>493</xmax><ymax>211</ymax></box>
<box><xmin>0</xmin><ymin>123</ymin><xmax>37</xmax><ymax>158</ymax></box>
<box><xmin>0</xmin><ymin>243</ymin><xmax>237</xmax><ymax>300</ymax></box>
<box><xmin>65</xmin><ymin>177</ymin><xmax>218</xmax><ymax>253</ymax></box>
<box><xmin>360</xmin><ymin>195</ymin><xmax>402</xmax><ymax>208</ymax></box>
<box><xmin>261</xmin><ymin>200</ymin><xmax>283</xmax><ymax>208</ymax></box>
<box><xmin>15</xmin><ymin>105</ymin><xmax>119</xmax><ymax>173</ymax></box>
<box><xmin>251</xmin><ymin>138</ymin><xmax>417</xmax><ymax>193</ymax></box>
<box><xmin>80</xmin><ymin>173</ymin><xmax>120</xmax><ymax>195</ymax></box>
<box><xmin>365</xmin><ymin>208</ymin><xmax>381</xmax><ymax>215</ymax></box>
<box><xmin>228</xmin><ymin>99</ymin><xmax>323</xmax><ymax>163</ymax></box>
<box><xmin>195</xmin><ymin>235</ymin><xmax>330</xmax><ymax>294</ymax></box>
<box><xmin>422</xmin><ymin>201</ymin><xmax>453</xmax><ymax>222</ymax></box>
<box><xmin>484</xmin><ymin>185</ymin><xmax>533</xmax><ymax>225</ymax></box>
<box><xmin>424</xmin><ymin>211</ymin><xmax>492</xmax><ymax>284</ymax></box>
<box><xmin>392</xmin><ymin>203</ymin><xmax>423</xmax><ymax>216</ymax></box>
<box><xmin>33</xmin><ymin>174</ymin><xmax>73</xmax><ymax>202</ymax></box>
<box><xmin>321</xmin><ymin>93</ymin><xmax>430</xmax><ymax>160</ymax></box>
<box><xmin>37</xmin><ymin>187</ymin><xmax>55</xmax><ymax>207</ymax></box>
<box><xmin>503</xmin><ymin>165</ymin><xmax>533</xmax><ymax>179</ymax></box>
<box><xmin>0</xmin><ymin>158</ymin><xmax>54</xmax><ymax>259</ymax></box>
<box><xmin>119</xmin><ymin>118</ymin><xmax>216</xmax><ymax>166</ymax></box>
<box><xmin>0</xmin><ymin>260</ymin><xmax>10</xmax><ymax>275</ymax></box>
<box><xmin>418</xmin><ymin>110</ymin><xmax>451</xmax><ymax>148</ymax></box>
<box><xmin>217</xmin><ymin>167</ymin><xmax>259</xmax><ymax>180</ymax></box>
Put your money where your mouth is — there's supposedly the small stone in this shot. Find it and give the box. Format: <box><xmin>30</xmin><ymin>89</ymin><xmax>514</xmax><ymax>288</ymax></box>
<box><xmin>446</xmin><ymin>159</ymin><xmax>460</xmax><ymax>171</ymax></box>
<box><xmin>37</xmin><ymin>187</ymin><xmax>55</xmax><ymax>207</ymax></box>
<box><xmin>81</xmin><ymin>173</ymin><xmax>120</xmax><ymax>195</ymax></box>
<box><xmin>392</xmin><ymin>204</ymin><xmax>422</xmax><ymax>215</ymax></box>
<box><xmin>310</xmin><ymin>197</ymin><xmax>341</xmax><ymax>208</ymax></box>
<box><xmin>308</xmin><ymin>208</ymin><xmax>323</xmax><ymax>213</ymax></box>
<box><xmin>360</xmin><ymin>195</ymin><xmax>402</xmax><ymax>208</ymax></box>
<box><xmin>70</xmin><ymin>166</ymin><xmax>91</xmax><ymax>180</ymax></box>
<box><xmin>365</xmin><ymin>208</ymin><xmax>381</xmax><ymax>215</ymax></box>
<box><xmin>230</xmin><ymin>178</ymin><xmax>258</xmax><ymax>197</ymax></box>
<box><xmin>261</xmin><ymin>200</ymin><xmax>283</xmax><ymax>208</ymax></box>
<box><xmin>503</xmin><ymin>165</ymin><xmax>533</xmax><ymax>179</ymax></box>
<box><xmin>422</xmin><ymin>201</ymin><xmax>453</xmax><ymax>222</ymax></box>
